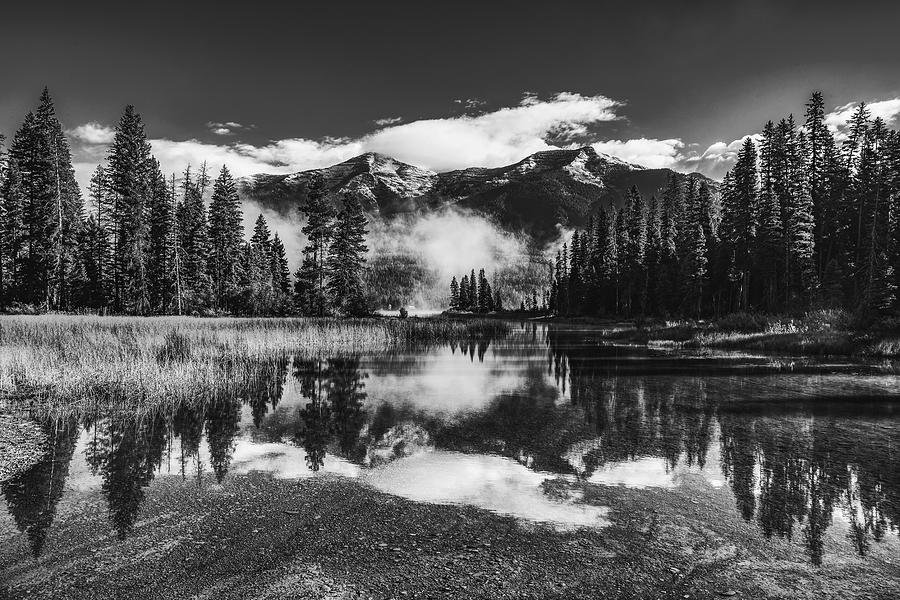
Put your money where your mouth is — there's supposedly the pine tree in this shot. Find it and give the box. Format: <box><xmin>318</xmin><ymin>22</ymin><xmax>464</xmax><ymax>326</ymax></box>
<box><xmin>756</xmin><ymin>120</ymin><xmax>784</xmax><ymax>309</ymax></box>
<box><xmin>270</xmin><ymin>233</ymin><xmax>291</xmax><ymax>309</ymax></box>
<box><xmin>477</xmin><ymin>268</ymin><xmax>491</xmax><ymax>312</ymax></box>
<box><xmin>682</xmin><ymin>203</ymin><xmax>708</xmax><ymax>317</ymax></box>
<box><xmin>327</xmin><ymin>194</ymin><xmax>369</xmax><ymax>315</ymax></box>
<box><xmin>805</xmin><ymin>92</ymin><xmax>838</xmax><ymax>281</ymax></box>
<box><xmin>0</xmin><ymin>156</ymin><xmax>25</xmax><ymax>304</ymax></box>
<box><xmin>295</xmin><ymin>181</ymin><xmax>333</xmax><ymax>316</ymax></box>
<box><xmin>721</xmin><ymin>138</ymin><xmax>759</xmax><ymax>310</ymax></box>
<box><xmin>176</xmin><ymin>167</ymin><xmax>211</xmax><ymax>310</ymax></box>
<box><xmin>459</xmin><ymin>274</ymin><xmax>470</xmax><ymax>310</ymax></box>
<box><xmin>88</xmin><ymin>165</ymin><xmax>113</xmax><ymax>306</ymax></box>
<box><xmin>146</xmin><ymin>160</ymin><xmax>174</xmax><ymax>312</ymax></box>
<box><xmin>207</xmin><ymin>166</ymin><xmax>244</xmax><ymax>310</ymax></box>
<box><xmin>625</xmin><ymin>185</ymin><xmax>647</xmax><ymax>314</ymax></box>
<box><xmin>251</xmin><ymin>213</ymin><xmax>271</xmax><ymax>252</ymax></box>
<box><xmin>78</xmin><ymin>214</ymin><xmax>106</xmax><ymax>307</ymax></box>
<box><xmin>449</xmin><ymin>276</ymin><xmax>460</xmax><ymax>309</ymax></box>
<box><xmin>7</xmin><ymin>90</ymin><xmax>84</xmax><ymax>309</ymax></box>
<box><xmin>106</xmin><ymin>105</ymin><xmax>153</xmax><ymax>313</ymax></box>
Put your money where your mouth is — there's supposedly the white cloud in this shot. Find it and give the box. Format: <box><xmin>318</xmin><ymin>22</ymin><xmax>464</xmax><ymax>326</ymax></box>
<box><xmin>825</xmin><ymin>98</ymin><xmax>900</xmax><ymax>129</ymax></box>
<box><xmin>591</xmin><ymin>138</ymin><xmax>685</xmax><ymax>169</ymax></box>
<box><xmin>679</xmin><ymin>134</ymin><xmax>761</xmax><ymax>180</ymax></box>
<box><xmin>374</xmin><ymin>116</ymin><xmax>403</xmax><ymax>126</ymax></box>
<box><xmin>359</xmin><ymin>91</ymin><xmax>621</xmax><ymax>171</ymax></box>
<box><xmin>206</xmin><ymin>121</ymin><xmax>252</xmax><ymax>136</ymax></box>
<box><xmin>69</xmin><ymin>92</ymin><xmax>624</xmax><ymax>191</ymax></box>
<box><xmin>824</xmin><ymin>98</ymin><xmax>900</xmax><ymax>142</ymax></box>
<box><xmin>67</xmin><ymin>122</ymin><xmax>116</xmax><ymax>145</ymax></box>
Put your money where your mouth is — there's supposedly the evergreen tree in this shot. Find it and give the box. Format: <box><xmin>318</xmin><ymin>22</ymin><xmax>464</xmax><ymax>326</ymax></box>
<box><xmin>756</xmin><ymin>120</ymin><xmax>784</xmax><ymax>309</ymax></box>
<box><xmin>459</xmin><ymin>274</ymin><xmax>470</xmax><ymax>310</ymax></box>
<box><xmin>78</xmin><ymin>214</ymin><xmax>106</xmax><ymax>308</ymax></box>
<box><xmin>270</xmin><ymin>233</ymin><xmax>291</xmax><ymax>308</ymax></box>
<box><xmin>294</xmin><ymin>181</ymin><xmax>333</xmax><ymax>316</ymax></box>
<box><xmin>624</xmin><ymin>185</ymin><xmax>647</xmax><ymax>314</ymax></box>
<box><xmin>88</xmin><ymin>165</ymin><xmax>112</xmax><ymax>306</ymax></box>
<box><xmin>0</xmin><ymin>156</ymin><xmax>25</xmax><ymax>303</ymax></box>
<box><xmin>721</xmin><ymin>138</ymin><xmax>759</xmax><ymax>310</ymax></box>
<box><xmin>477</xmin><ymin>268</ymin><xmax>491</xmax><ymax>312</ymax></box>
<box><xmin>207</xmin><ymin>166</ymin><xmax>244</xmax><ymax>310</ymax></box>
<box><xmin>145</xmin><ymin>161</ymin><xmax>174</xmax><ymax>312</ymax></box>
<box><xmin>176</xmin><ymin>167</ymin><xmax>211</xmax><ymax>310</ymax></box>
<box><xmin>449</xmin><ymin>276</ymin><xmax>460</xmax><ymax>309</ymax></box>
<box><xmin>327</xmin><ymin>194</ymin><xmax>369</xmax><ymax>315</ymax></box>
<box><xmin>8</xmin><ymin>90</ymin><xmax>84</xmax><ymax>309</ymax></box>
<box><xmin>250</xmin><ymin>213</ymin><xmax>271</xmax><ymax>252</ymax></box>
<box><xmin>106</xmin><ymin>105</ymin><xmax>153</xmax><ymax>313</ymax></box>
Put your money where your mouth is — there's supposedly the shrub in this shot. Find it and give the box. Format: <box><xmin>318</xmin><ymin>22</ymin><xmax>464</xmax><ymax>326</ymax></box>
<box><xmin>715</xmin><ymin>312</ymin><xmax>771</xmax><ymax>333</ymax></box>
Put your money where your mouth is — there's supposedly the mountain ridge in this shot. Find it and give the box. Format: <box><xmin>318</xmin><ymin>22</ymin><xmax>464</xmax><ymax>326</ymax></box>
<box><xmin>237</xmin><ymin>147</ymin><xmax>716</xmax><ymax>240</ymax></box>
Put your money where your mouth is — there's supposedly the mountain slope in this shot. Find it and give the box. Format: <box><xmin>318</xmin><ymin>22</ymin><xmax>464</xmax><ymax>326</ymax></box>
<box><xmin>237</xmin><ymin>147</ymin><xmax>716</xmax><ymax>240</ymax></box>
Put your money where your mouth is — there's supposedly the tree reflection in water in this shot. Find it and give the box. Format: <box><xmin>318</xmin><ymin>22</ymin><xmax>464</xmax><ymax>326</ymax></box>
<box><xmin>2</xmin><ymin>324</ymin><xmax>898</xmax><ymax>565</ymax></box>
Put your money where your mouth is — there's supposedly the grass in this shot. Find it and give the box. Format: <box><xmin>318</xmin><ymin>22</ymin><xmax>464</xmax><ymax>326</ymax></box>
<box><xmin>0</xmin><ymin>315</ymin><xmax>509</xmax><ymax>410</ymax></box>
<box><xmin>642</xmin><ymin>309</ymin><xmax>900</xmax><ymax>357</ymax></box>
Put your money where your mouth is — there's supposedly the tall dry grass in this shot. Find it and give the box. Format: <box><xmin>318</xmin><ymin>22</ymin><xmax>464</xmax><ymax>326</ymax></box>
<box><xmin>0</xmin><ymin>315</ymin><xmax>508</xmax><ymax>410</ymax></box>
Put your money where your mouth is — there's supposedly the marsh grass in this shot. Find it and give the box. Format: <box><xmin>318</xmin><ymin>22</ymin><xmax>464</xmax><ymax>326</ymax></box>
<box><xmin>643</xmin><ymin>310</ymin><xmax>892</xmax><ymax>356</ymax></box>
<box><xmin>0</xmin><ymin>315</ymin><xmax>509</xmax><ymax>410</ymax></box>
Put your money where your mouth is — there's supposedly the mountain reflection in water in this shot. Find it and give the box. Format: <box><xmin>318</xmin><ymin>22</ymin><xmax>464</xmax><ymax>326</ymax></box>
<box><xmin>2</xmin><ymin>323</ymin><xmax>900</xmax><ymax>565</ymax></box>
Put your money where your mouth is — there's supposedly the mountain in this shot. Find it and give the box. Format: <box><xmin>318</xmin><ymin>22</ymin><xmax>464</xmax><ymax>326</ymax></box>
<box><xmin>237</xmin><ymin>147</ymin><xmax>716</xmax><ymax>241</ymax></box>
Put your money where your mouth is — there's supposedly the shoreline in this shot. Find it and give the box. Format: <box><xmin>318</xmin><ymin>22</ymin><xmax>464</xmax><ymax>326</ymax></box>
<box><xmin>0</xmin><ymin>413</ymin><xmax>46</xmax><ymax>483</ymax></box>
<box><xmin>2</xmin><ymin>473</ymin><xmax>897</xmax><ymax>599</ymax></box>
<box><xmin>446</xmin><ymin>310</ymin><xmax>900</xmax><ymax>359</ymax></box>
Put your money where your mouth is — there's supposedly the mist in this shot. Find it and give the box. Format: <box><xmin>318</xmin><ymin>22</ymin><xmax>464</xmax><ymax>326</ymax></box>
<box><xmin>252</xmin><ymin>202</ymin><xmax>554</xmax><ymax>311</ymax></box>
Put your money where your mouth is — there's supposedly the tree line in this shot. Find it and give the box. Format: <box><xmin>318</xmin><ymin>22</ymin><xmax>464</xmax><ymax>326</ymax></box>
<box><xmin>448</xmin><ymin>268</ymin><xmax>503</xmax><ymax>313</ymax></box>
<box><xmin>550</xmin><ymin>92</ymin><xmax>900</xmax><ymax>320</ymax></box>
<box><xmin>0</xmin><ymin>90</ymin><xmax>369</xmax><ymax>316</ymax></box>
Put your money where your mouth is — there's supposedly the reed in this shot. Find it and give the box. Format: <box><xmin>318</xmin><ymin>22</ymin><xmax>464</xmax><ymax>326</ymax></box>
<box><xmin>0</xmin><ymin>315</ymin><xmax>509</xmax><ymax>410</ymax></box>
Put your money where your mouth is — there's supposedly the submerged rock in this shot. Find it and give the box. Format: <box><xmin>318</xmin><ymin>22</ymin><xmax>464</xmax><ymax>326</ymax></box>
<box><xmin>0</xmin><ymin>413</ymin><xmax>47</xmax><ymax>483</ymax></box>
<box><xmin>365</xmin><ymin>422</ymin><xmax>432</xmax><ymax>466</ymax></box>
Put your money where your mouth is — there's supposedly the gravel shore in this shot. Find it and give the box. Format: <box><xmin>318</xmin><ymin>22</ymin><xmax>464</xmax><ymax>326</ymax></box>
<box><xmin>0</xmin><ymin>414</ymin><xmax>46</xmax><ymax>483</ymax></box>
<box><xmin>2</xmin><ymin>471</ymin><xmax>898</xmax><ymax>599</ymax></box>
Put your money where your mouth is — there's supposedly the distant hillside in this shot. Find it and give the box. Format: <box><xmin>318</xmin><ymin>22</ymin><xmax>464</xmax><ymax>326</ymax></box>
<box><xmin>237</xmin><ymin>147</ymin><xmax>717</xmax><ymax>241</ymax></box>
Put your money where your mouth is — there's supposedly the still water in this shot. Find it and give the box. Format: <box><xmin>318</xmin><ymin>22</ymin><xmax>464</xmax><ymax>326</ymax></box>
<box><xmin>2</xmin><ymin>323</ymin><xmax>899</xmax><ymax>566</ymax></box>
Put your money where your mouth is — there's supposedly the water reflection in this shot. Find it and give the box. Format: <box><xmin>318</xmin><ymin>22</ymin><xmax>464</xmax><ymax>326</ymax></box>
<box><xmin>2</xmin><ymin>323</ymin><xmax>899</xmax><ymax>564</ymax></box>
<box><xmin>2</xmin><ymin>416</ymin><xmax>79</xmax><ymax>556</ymax></box>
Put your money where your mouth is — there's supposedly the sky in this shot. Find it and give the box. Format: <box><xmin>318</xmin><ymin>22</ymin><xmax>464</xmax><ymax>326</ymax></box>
<box><xmin>3</xmin><ymin>0</ymin><xmax>900</xmax><ymax>193</ymax></box>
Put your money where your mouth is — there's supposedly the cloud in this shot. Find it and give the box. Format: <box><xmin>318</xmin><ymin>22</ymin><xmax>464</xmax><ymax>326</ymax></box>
<box><xmin>679</xmin><ymin>134</ymin><xmax>761</xmax><ymax>180</ymax></box>
<box><xmin>206</xmin><ymin>121</ymin><xmax>252</xmax><ymax>136</ymax></box>
<box><xmin>374</xmin><ymin>116</ymin><xmax>403</xmax><ymax>126</ymax></box>
<box><xmin>359</xmin><ymin>92</ymin><xmax>621</xmax><ymax>171</ymax></box>
<box><xmin>826</xmin><ymin>98</ymin><xmax>900</xmax><ymax>128</ymax></box>
<box><xmin>825</xmin><ymin>98</ymin><xmax>900</xmax><ymax>140</ymax></box>
<box><xmin>591</xmin><ymin>138</ymin><xmax>685</xmax><ymax>169</ymax></box>
<box><xmin>67</xmin><ymin>122</ymin><xmax>116</xmax><ymax>145</ymax></box>
<box><xmin>69</xmin><ymin>92</ymin><xmax>624</xmax><ymax>192</ymax></box>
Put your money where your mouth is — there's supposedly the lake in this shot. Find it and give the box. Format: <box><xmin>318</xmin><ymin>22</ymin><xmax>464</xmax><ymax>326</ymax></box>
<box><xmin>2</xmin><ymin>321</ymin><xmax>900</xmax><ymax>597</ymax></box>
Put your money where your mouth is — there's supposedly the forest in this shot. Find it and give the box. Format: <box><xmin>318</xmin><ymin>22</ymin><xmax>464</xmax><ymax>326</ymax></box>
<box><xmin>0</xmin><ymin>90</ymin><xmax>368</xmax><ymax>316</ymax></box>
<box><xmin>3</xmin><ymin>89</ymin><xmax>899</xmax><ymax>322</ymax></box>
<box><xmin>547</xmin><ymin>92</ymin><xmax>900</xmax><ymax>323</ymax></box>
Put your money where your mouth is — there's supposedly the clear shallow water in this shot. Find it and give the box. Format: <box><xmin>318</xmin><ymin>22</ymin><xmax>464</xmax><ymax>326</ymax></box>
<box><xmin>2</xmin><ymin>322</ymin><xmax>900</xmax><ymax>565</ymax></box>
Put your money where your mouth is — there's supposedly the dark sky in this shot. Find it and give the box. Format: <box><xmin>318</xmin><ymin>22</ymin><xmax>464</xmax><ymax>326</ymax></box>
<box><xmin>2</xmin><ymin>0</ymin><xmax>900</xmax><ymax>181</ymax></box>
